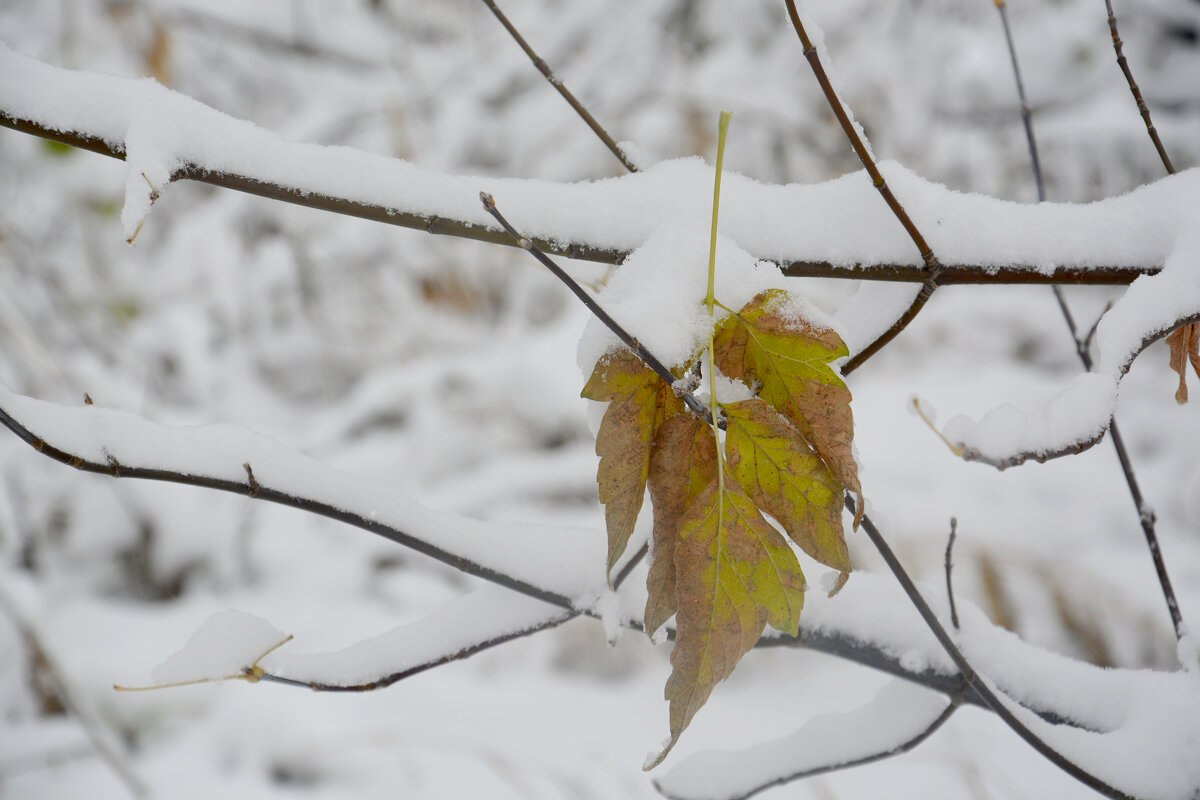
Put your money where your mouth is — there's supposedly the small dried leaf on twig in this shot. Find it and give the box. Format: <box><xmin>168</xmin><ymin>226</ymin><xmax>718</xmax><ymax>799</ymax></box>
<box><xmin>1167</xmin><ymin>322</ymin><xmax>1200</xmax><ymax>404</ymax></box>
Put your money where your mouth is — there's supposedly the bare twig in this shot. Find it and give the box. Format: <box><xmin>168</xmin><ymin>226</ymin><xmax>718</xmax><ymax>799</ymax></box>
<box><xmin>1102</xmin><ymin>0</ymin><xmax>1188</xmax><ymax>641</ymax></box>
<box><xmin>258</xmin><ymin>543</ymin><xmax>649</xmax><ymax>692</ymax></box>
<box><xmin>1105</xmin><ymin>0</ymin><xmax>1175</xmax><ymax>175</ymax></box>
<box><xmin>783</xmin><ymin>0</ymin><xmax>943</xmax><ymax>373</ymax></box>
<box><xmin>479</xmin><ymin>0</ymin><xmax>638</xmax><ymax>174</ymax></box>
<box><xmin>850</xmin><ymin>496</ymin><xmax>1143</xmax><ymax>800</ymax></box>
<box><xmin>944</xmin><ymin>517</ymin><xmax>960</xmax><ymax>630</ymax></box>
<box><xmin>995</xmin><ymin>0</ymin><xmax>1186</xmax><ymax>642</ymax></box>
<box><xmin>0</xmin><ymin>104</ymin><xmax>1160</xmax><ymax>286</ymax></box>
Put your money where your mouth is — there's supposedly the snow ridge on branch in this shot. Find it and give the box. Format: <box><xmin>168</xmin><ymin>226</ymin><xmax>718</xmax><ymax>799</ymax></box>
<box><xmin>0</xmin><ymin>44</ymin><xmax>1191</xmax><ymax>287</ymax></box>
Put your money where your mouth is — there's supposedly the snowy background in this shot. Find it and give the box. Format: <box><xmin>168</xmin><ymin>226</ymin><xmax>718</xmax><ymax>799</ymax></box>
<box><xmin>2</xmin><ymin>0</ymin><xmax>1200</xmax><ymax>798</ymax></box>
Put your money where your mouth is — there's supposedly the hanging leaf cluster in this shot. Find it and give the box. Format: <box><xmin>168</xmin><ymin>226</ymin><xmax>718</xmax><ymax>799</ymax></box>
<box><xmin>582</xmin><ymin>288</ymin><xmax>860</xmax><ymax>766</ymax></box>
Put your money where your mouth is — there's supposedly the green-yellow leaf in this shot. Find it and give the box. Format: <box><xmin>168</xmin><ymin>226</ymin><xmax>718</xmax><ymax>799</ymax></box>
<box><xmin>582</xmin><ymin>348</ymin><xmax>685</xmax><ymax>576</ymax></box>
<box><xmin>715</xmin><ymin>289</ymin><xmax>861</xmax><ymax>522</ymax></box>
<box><xmin>723</xmin><ymin>398</ymin><xmax>850</xmax><ymax>572</ymax></box>
<box><xmin>645</xmin><ymin>413</ymin><xmax>717</xmax><ymax>636</ymax></box>
<box><xmin>646</xmin><ymin>469</ymin><xmax>806</xmax><ymax>769</ymax></box>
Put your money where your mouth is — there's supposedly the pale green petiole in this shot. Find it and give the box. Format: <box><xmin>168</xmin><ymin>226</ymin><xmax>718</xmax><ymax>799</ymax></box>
<box><xmin>706</xmin><ymin>111</ymin><xmax>733</xmax><ymax>491</ymax></box>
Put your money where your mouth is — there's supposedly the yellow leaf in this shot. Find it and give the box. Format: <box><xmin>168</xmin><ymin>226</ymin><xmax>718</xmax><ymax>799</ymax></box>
<box><xmin>582</xmin><ymin>348</ymin><xmax>685</xmax><ymax>576</ymax></box>
<box><xmin>647</xmin><ymin>469</ymin><xmax>806</xmax><ymax>768</ymax></box>
<box><xmin>723</xmin><ymin>398</ymin><xmax>850</xmax><ymax>573</ymax></box>
<box><xmin>715</xmin><ymin>289</ymin><xmax>861</xmax><ymax>524</ymax></box>
<box><xmin>645</xmin><ymin>413</ymin><xmax>717</xmax><ymax>636</ymax></box>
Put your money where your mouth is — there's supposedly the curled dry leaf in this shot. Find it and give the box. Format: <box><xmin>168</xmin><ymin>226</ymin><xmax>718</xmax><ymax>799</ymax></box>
<box><xmin>715</xmin><ymin>289</ymin><xmax>862</xmax><ymax>526</ymax></box>
<box><xmin>1168</xmin><ymin>322</ymin><xmax>1200</xmax><ymax>404</ymax></box>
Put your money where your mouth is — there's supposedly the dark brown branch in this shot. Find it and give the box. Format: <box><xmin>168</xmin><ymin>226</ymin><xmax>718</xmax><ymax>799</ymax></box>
<box><xmin>0</xmin><ymin>403</ymin><xmax>574</xmax><ymax>609</ymax></box>
<box><xmin>259</xmin><ymin>542</ymin><xmax>650</xmax><ymax>692</ymax></box>
<box><xmin>1105</xmin><ymin>0</ymin><xmax>1176</xmax><ymax>176</ymax></box>
<box><xmin>0</xmin><ymin>114</ymin><xmax>1157</xmax><ymax>287</ymax></box>
<box><xmin>783</xmin><ymin>0</ymin><xmax>943</xmax><ymax>373</ymax></box>
<box><xmin>258</xmin><ymin>609</ymin><xmax>574</xmax><ymax>692</ymax></box>
<box><xmin>479</xmin><ymin>0</ymin><xmax>638</xmax><ymax>174</ymax></box>
<box><xmin>851</xmin><ymin>496</ymin><xmax>1142</xmax><ymax>800</ymax></box>
<box><xmin>995</xmin><ymin>1</ymin><xmax>1187</xmax><ymax>641</ymax></box>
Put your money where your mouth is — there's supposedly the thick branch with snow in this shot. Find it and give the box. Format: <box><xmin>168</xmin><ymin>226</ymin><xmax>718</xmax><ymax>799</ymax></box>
<box><xmin>0</xmin><ymin>44</ymin><xmax>1188</xmax><ymax>288</ymax></box>
<box><xmin>3</xmin><ymin>384</ymin><xmax>1199</xmax><ymax>800</ymax></box>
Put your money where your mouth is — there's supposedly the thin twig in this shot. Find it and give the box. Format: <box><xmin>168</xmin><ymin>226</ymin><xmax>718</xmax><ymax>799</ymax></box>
<box><xmin>782</xmin><ymin>0</ymin><xmax>943</xmax><ymax>373</ymax></box>
<box><xmin>849</xmin><ymin>496</ymin><xmax>1142</xmax><ymax>800</ymax></box>
<box><xmin>258</xmin><ymin>542</ymin><xmax>650</xmax><ymax>692</ymax></box>
<box><xmin>1103</xmin><ymin>0</ymin><xmax>1187</xmax><ymax>641</ymax></box>
<box><xmin>1105</xmin><ymin>0</ymin><xmax>1175</xmax><ymax>175</ymax></box>
<box><xmin>480</xmin><ymin>192</ymin><xmax>713</xmax><ymax>423</ymax></box>
<box><xmin>944</xmin><ymin>517</ymin><xmax>960</xmax><ymax>630</ymax></box>
<box><xmin>479</xmin><ymin>0</ymin><xmax>638</xmax><ymax>173</ymax></box>
<box><xmin>995</xmin><ymin>0</ymin><xmax>1186</xmax><ymax>642</ymax></box>
<box><xmin>994</xmin><ymin>1</ymin><xmax>1045</xmax><ymax>204</ymax></box>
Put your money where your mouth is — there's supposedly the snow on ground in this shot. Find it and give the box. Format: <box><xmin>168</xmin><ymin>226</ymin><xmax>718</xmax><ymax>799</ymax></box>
<box><xmin>2</xmin><ymin>1</ymin><xmax>1199</xmax><ymax>799</ymax></box>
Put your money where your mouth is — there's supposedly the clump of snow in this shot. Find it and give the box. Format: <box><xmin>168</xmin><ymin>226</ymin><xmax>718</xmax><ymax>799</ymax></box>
<box><xmin>150</xmin><ymin>610</ymin><xmax>287</xmax><ymax>685</ymax></box>
<box><xmin>708</xmin><ymin>372</ymin><xmax>756</xmax><ymax>405</ymax></box>
<box><xmin>617</xmin><ymin>140</ymin><xmax>651</xmax><ymax>171</ymax></box>
<box><xmin>594</xmin><ymin>588</ymin><xmax>624</xmax><ymax>646</ymax></box>
<box><xmin>121</xmin><ymin>112</ymin><xmax>177</xmax><ymax>242</ymax></box>
<box><xmin>942</xmin><ymin>373</ymin><xmax>1118</xmax><ymax>463</ymax></box>
<box><xmin>1178</xmin><ymin>627</ymin><xmax>1200</xmax><ymax>675</ymax></box>
<box><xmin>656</xmin><ymin>681</ymin><xmax>948</xmax><ymax>799</ymax></box>
<box><xmin>577</xmin><ymin>225</ymin><xmax>783</xmax><ymax>376</ymax></box>
<box><xmin>264</xmin><ymin>589</ymin><xmax>568</xmax><ymax>687</ymax></box>
<box><xmin>940</xmin><ymin>227</ymin><xmax>1200</xmax><ymax>466</ymax></box>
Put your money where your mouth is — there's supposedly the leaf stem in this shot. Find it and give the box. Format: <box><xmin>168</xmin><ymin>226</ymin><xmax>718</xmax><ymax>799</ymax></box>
<box><xmin>707</xmin><ymin>111</ymin><xmax>734</xmax><ymax>489</ymax></box>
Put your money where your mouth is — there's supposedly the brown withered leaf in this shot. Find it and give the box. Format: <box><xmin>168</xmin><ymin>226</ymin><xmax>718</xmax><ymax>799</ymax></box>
<box><xmin>582</xmin><ymin>348</ymin><xmax>685</xmax><ymax>576</ymax></box>
<box><xmin>715</xmin><ymin>289</ymin><xmax>861</xmax><ymax>524</ymax></box>
<box><xmin>645</xmin><ymin>469</ymin><xmax>807</xmax><ymax>769</ymax></box>
<box><xmin>645</xmin><ymin>413</ymin><xmax>718</xmax><ymax>636</ymax></box>
<box><xmin>723</xmin><ymin>398</ymin><xmax>850</xmax><ymax>573</ymax></box>
<box><xmin>1168</xmin><ymin>322</ymin><xmax>1200</xmax><ymax>404</ymax></box>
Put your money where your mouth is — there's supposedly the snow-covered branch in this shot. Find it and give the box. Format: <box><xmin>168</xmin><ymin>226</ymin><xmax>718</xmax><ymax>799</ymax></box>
<box><xmin>941</xmin><ymin>235</ymin><xmax>1200</xmax><ymax>468</ymax></box>
<box><xmin>4</xmin><ymin>384</ymin><xmax>1196</xmax><ymax>756</ymax></box>
<box><xmin>656</xmin><ymin>681</ymin><xmax>958</xmax><ymax>800</ymax></box>
<box><xmin>0</xmin><ymin>44</ymin><xmax>1188</xmax><ymax>288</ymax></box>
